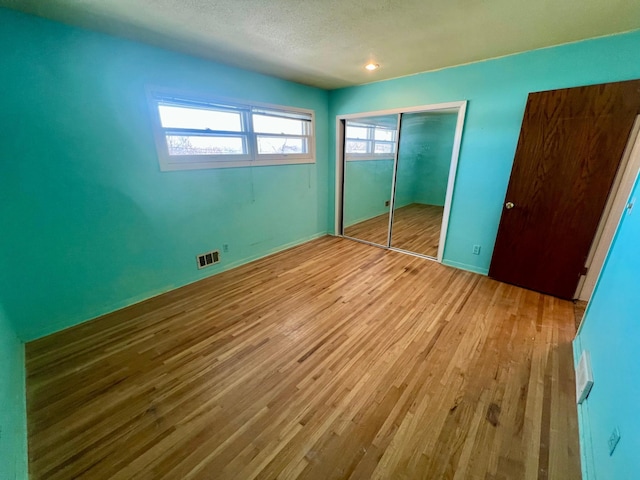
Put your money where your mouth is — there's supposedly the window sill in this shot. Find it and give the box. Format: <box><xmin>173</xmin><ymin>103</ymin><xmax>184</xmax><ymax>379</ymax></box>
<box><xmin>159</xmin><ymin>157</ymin><xmax>315</xmax><ymax>171</ymax></box>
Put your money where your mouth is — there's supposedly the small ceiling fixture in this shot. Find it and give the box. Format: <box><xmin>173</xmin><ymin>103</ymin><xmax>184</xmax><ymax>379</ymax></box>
<box><xmin>365</xmin><ymin>63</ymin><xmax>379</xmax><ymax>71</ymax></box>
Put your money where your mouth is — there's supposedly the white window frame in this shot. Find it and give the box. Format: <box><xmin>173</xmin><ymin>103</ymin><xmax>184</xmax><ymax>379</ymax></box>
<box><xmin>345</xmin><ymin>121</ymin><xmax>397</xmax><ymax>161</ymax></box>
<box><xmin>146</xmin><ymin>87</ymin><xmax>316</xmax><ymax>171</ymax></box>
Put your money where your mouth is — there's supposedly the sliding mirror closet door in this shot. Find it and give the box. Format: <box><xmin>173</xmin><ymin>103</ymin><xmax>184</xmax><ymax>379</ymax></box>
<box><xmin>342</xmin><ymin>115</ymin><xmax>399</xmax><ymax>246</ymax></box>
<box><xmin>391</xmin><ymin>110</ymin><xmax>460</xmax><ymax>258</ymax></box>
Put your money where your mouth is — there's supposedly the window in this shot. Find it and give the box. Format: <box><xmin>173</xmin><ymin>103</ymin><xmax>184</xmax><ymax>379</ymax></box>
<box><xmin>147</xmin><ymin>89</ymin><xmax>315</xmax><ymax>171</ymax></box>
<box><xmin>345</xmin><ymin>121</ymin><xmax>397</xmax><ymax>161</ymax></box>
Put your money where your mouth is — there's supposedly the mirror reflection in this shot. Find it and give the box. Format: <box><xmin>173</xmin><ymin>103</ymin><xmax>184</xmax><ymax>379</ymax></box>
<box><xmin>342</xmin><ymin>114</ymin><xmax>398</xmax><ymax>245</ymax></box>
<box><xmin>341</xmin><ymin>103</ymin><xmax>464</xmax><ymax>260</ymax></box>
<box><xmin>391</xmin><ymin>110</ymin><xmax>459</xmax><ymax>257</ymax></box>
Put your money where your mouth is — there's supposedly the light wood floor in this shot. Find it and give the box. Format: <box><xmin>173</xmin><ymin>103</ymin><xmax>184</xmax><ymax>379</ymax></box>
<box><xmin>26</xmin><ymin>236</ymin><xmax>581</xmax><ymax>479</ymax></box>
<box><xmin>573</xmin><ymin>300</ymin><xmax>588</xmax><ymax>332</ymax></box>
<box><xmin>391</xmin><ymin>204</ymin><xmax>444</xmax><ymax>257</ymax></box>
<box><xmin>344</xmin><ymin>209</ymin><xmax>391</xmax><ymax>246</ymax></box>
<box><xmin>344</xmin><ymin>203</ymin><xmax>444</xmax><ymax>257</ymax></box>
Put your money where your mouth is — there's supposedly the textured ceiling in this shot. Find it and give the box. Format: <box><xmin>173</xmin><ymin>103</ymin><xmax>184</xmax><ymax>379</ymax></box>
<box><xmin>2</xmin><ymin>0</ymin><xmax>640</xmax><ymax>89</ymax></box>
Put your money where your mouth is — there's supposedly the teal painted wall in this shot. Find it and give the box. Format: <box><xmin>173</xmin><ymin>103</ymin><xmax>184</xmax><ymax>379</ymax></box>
<box><xmin>0</xmin><ymin>8</ymin><xmax>329</xmax><ymax>341</ymax></box>
<box><xmin>329</xmin><ymin>30</ymin><xmax>640</xmax><ymax>274</ymax></box>
<box><xmin>573</xmin><ymin>173</ymin><xmax>640</xmax><ymax>480</ymax></box>
<box><xmin>0</xmin><ymin>304</ymin><xmax>27</xmax><ymax>480</ymax></box>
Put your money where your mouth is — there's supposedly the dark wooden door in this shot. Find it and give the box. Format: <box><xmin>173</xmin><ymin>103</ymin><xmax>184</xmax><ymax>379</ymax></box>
<box><xmin>489</xmin><ymin>80</ymin><xmax>640</xmax><ymax>299</ymax></box>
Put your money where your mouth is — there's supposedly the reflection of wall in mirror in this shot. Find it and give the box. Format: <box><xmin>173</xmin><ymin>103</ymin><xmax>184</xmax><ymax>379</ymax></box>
<box><xmin>343</xmin><ymin>159</ymin><xmax>394</xmax><ymax>227</ymax></box>
<box><xmin>396</xmin><ymin>112</ymin><xmax>458</xmax><ymax>208</ymax></box>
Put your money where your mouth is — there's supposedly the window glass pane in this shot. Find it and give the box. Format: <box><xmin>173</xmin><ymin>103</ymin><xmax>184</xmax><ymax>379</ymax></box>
<box><xmin>374</xmin><ymin>142</ymin><xmax>395</xmax><ymax>154</ymax></box>
<box><xmin>257</xmin><ymin>136</ymin><xmax>307</xmax><ymax>155</ymax></box>
<box><xmin>252</xmin><ymin>114</ymin><xmax>307</xmax><ymax>135</ymax></box>
<box><xmin>346</xmin><ymin>126</ymin><xmax>369</xmax><ymax>140</ymax></box>
<box><xmin>159</xmin><ymin>105</ymin><xmax>242</xmax><ymax>132</ymax></box>
<box><xmin>150</xmin><ymin>92</ymin><xmax>315</xmax><ymax>169</ymax></box>
<box><xmin>375</xmin><ymin>128</ymin><xmax>395</xmax><ymax>142</ymax></box>
<box><xmin>166</xmin><ymin>135</ymin><xmax>245</xmax><ymax>156</ymax></box>
<box><xmin>345</xmin><ymin>140</ymin><xmax>370</xmax><ymax>154</ymax></box>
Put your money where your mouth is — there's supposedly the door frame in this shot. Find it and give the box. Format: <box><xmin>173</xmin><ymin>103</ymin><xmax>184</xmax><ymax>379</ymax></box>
<box><xmin>576</xmin><ymin>115</ymin><xmax>640</xmax><ymax>301</ymax></box>
<box><xmin>334</xmin><ymin>101</ymin><xmax>467</xmax><ymax>262</ymax></box>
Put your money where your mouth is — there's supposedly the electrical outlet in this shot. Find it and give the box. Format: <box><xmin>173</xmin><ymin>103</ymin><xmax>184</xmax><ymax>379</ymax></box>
<box><xmin>385</xmin><ymin>200</ymin><xmax>390</xmax><ymax>207</ymax></box>
<box><xmin>608</xmin><ymin>427</ymin><xmax>621</xmax><ymax>455</ymax></box>
<box><xmin>472</xmin><ymin>245</ymin><xmax>481</xmax><ymax>255</ymax></box>
<box><xmin>223</xmin><ymin>244</ymin><xmax>229</xmax><ymax>253</ymax></box>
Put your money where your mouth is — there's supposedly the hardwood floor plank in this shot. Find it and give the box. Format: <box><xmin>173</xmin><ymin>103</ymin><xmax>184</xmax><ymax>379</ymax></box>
<box><xmin>26</xmin><ymin>236</ymin><xmax>581</xmax><ymax>479</ymax></box>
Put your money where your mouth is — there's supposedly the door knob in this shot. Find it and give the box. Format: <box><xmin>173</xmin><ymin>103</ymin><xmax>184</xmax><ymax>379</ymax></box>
<box><xmin>505</xmin><ymin>201</ymin><xmax>515</xmax><ymax>209</ymax></box>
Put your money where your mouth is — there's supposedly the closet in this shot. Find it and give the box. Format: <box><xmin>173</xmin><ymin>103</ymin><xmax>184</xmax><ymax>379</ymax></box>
<box><xmin>338</xmin><ymin>102</ymin><xmax>467</xmax><ymax>261</ymax></box>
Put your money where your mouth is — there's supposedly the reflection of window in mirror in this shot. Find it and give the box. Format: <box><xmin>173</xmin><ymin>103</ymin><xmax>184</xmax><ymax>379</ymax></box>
<box><xmin>345</xmin><ymin>122</ymin><xmax>397</xmax><ymax>161</ymax></box>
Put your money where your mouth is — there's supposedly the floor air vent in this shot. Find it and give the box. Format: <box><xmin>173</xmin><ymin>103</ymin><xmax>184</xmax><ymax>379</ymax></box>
<box><xmin>197</xmin><ymin>250</ymin><xmax>220</xmax><ymax>269</ymax></box>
